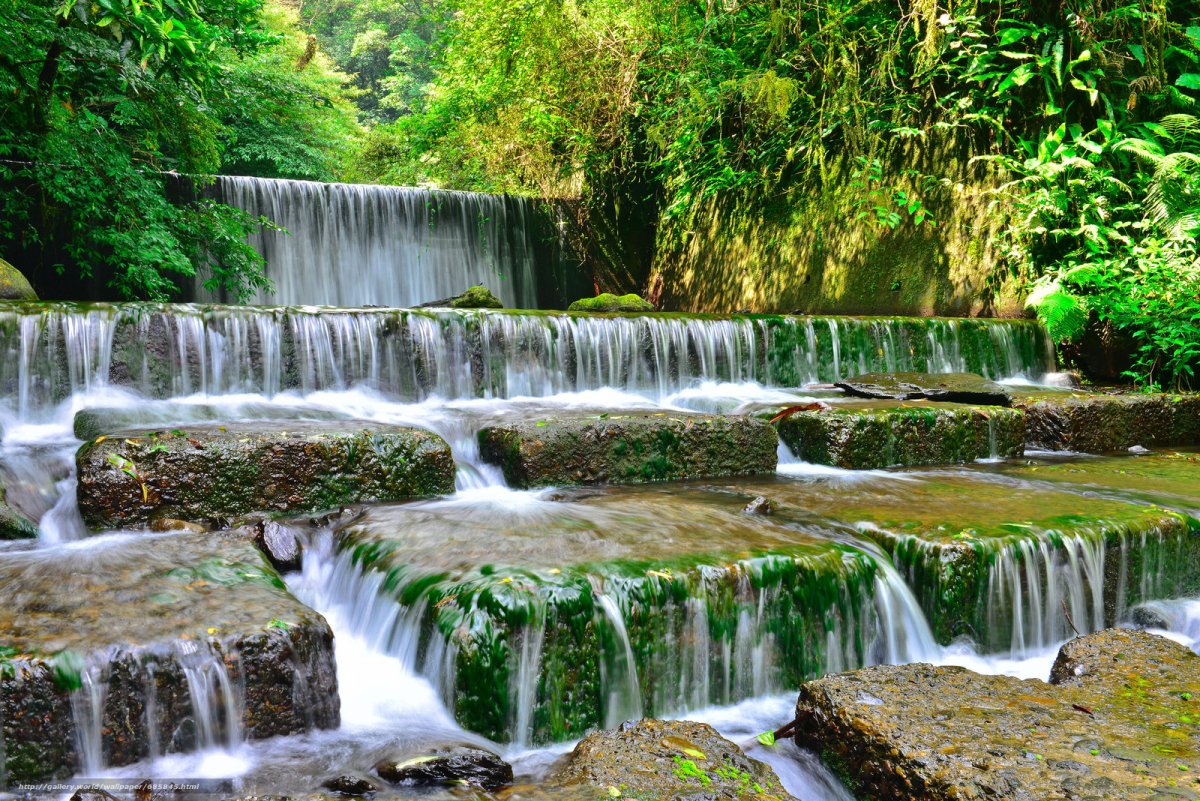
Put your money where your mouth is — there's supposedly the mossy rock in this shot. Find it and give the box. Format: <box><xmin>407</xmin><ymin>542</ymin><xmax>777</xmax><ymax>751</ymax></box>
<box><xmin>793</xmin><ymin>630</ymin><xmax>1200</xmax><ymax>801</ymax></box>
<box><xmin>1014</xmin><ymin>391</ymin><xmax>1200</xmax><ymax>452</ymax></box>
<box><xmin>568</xmin><ymin>293</ymin><xmax>654</xmax><ymax>312</ymax></box>
<box><xmin>450</xmin><ymin>285</ymin><xmax>504</xmax><ymax>309</ymax></box>
<box><xmin>0</xmin><ymin>257</ymin><xmax>37</xmax><ymax>301</ymax></box>
<box><xmin>773</xmin><ymin>401</ymin><xmax>1025</xmax><ymax>469</ymax></box>
<box><xmin>477</xmin><ymin>412</ymin><xmax>777</xmax><ymax>488</ymax></box>
<box><xmin>550</xmin><ymin>719</ymin><xmax>787</xmax><ymax>800</ymax></box>
<box><xmin>0</xmin><ymin>532</ymin><xmax>338</xmax><ymax>782</ymax></box>
<box><xmin>0</xmin><ymin>476</ymin><xmax>37</xmax><ymax>540</ymax></box>
<box><xmin>75</xmin><ymin>421</ymin><xmax>455</xmax><ymax>529</ymax></box>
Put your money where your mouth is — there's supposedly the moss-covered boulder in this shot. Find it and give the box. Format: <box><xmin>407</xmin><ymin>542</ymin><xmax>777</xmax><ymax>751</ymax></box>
<box><xmin>0</xmin><ymin>532</ymin><xmax>338</xmax><ymax>782</ymax></box>
<box><xmin>568</xmin><ymin>293</ymin><xmax>654</xmax><ymax>312</ymax></box>
<box><xmin>550</xmin><ymin>719</ymin><xmax>787</xmax><ymax>800</ymax></box>
<box><xmin>835</xmin><ymin>371</ymin><xmax>1013</xmax><ymax>406</ymax></box>
<box><xmin>478</xmin><ymin>413</ymin><xmax>777</xmax><ymax>487</ymax></box>
<box><xmin>792</xmin><ymin>629</ymin><xmax>1200</xmax><ymax>801</ymax></box>
<box><xmin>0</xmin><ymin>257</ymin><xmax>36</xmax><ymax>301</ymax></box>
<box><xmin>0</xmin><ymin>476</ymin><xmax>37</xmax><ymax>540</ymax></box>
<box><xmin>774</xmin><ymin>401</ymin><xmax>1024</xmax><ymax>469</ymax></box>
<box><xmin>419</xmin><ymin>285</ymin><xmax>505</xmax><ymax>309</ymax></box>
<box><xmin>76</xmin><ymin>422</ymin><xmax>454</xmax><ymax>529</ymax></box>
<box><xmin>1015</xmin><ymin>391</ymin><xmax>1200</xmax><ymax>452</ymax></box>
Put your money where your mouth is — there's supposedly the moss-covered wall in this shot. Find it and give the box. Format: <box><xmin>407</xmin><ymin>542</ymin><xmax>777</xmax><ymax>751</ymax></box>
<box><xmin>648</xmin><ymin>138</ymin><xmax>1024</xmax><ymax>317</ymax></box>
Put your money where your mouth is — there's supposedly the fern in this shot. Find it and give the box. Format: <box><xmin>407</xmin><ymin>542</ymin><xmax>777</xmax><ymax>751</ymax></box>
<box><xmin>1026</xmin><ymin>280</ymin><xmax>1089</xmax><ymax>342</ymax></box>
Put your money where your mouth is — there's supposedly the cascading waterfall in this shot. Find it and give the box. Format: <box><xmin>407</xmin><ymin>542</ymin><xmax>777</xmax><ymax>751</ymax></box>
<box><xmin>0</xmin><ymin>303</ymin><xmax>1055</xmax><ymax>418</ymax></box>
<box><xmin>196</xmin><ymin>176</ymin><xmax>583</xmax><ymax>310</ymax></box>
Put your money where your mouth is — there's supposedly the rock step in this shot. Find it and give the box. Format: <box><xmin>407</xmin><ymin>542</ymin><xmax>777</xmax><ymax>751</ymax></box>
<box><xmin>0</xmin><ymin>532</ymin><xmax>338</xmax><ymax>782</ymax></box>
<box><xmin>75</xmin><ymin>421</ymin><xmax>454</xmax><ymax>529</ymax></box>
<box><xmin>773</xmin><ymin>401</ymin><xmax>1024</xmax><ymax>469</ymax></box>
<box><xmin>477</xmin><ymin>412</ymin><xmax>778</xmax><ymax>488</ymax></box>
<box><xmin>336</xmin><ymin>485</ymin><xmax>883</xmax><ymax>744</ymax></box>
<box><xmin>1016</xmin><ymin>391</ymin><xmax>1200</xmax><ymax>452</ymax></box>
<box><xmin>793</xmin><ymin>628</ymin><xmax>1200</xmax><ymax>801</ymax></box>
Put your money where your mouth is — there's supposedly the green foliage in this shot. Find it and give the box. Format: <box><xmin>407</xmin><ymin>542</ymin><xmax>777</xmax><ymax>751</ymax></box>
<box><xmin>0</xmin><ymin>0</ymin><xmax>359</xmax><ymax>299</ymax></box>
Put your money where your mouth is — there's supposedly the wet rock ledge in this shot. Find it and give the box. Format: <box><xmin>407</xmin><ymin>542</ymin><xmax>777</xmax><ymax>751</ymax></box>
<box><xmin>1016</xmin><ymin>391</ymin><xmax>1200</xmax><ymax>452</ymax></box>
<box><xmin>75</xmin><ymin>420</ymin><xmax>454</xmax><ymax>529</ymax></box>
<box><xmin>0</xmin><ymin>532</ymin><xmax>338</xmax><ymax>782</ymax></box>
<box><xmin>774</xmin><ymin>400</ymin><xmax>1024</xmax><ymax>469</ymax></box>
<box><xmin>477</xmin><ymin>412</ymin><xmax>778</xmax><ymax>488</ymax></box>
<box><xmin>793</xmin><ymin>628</ymin><xmax>1200</xmax><ymax>801</ymax></box>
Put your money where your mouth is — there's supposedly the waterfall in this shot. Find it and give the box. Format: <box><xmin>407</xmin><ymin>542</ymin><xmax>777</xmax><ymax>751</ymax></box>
<box><xmin>0</xmin><ymin>304</ymin><xmax>1055</xmax><ymax>419</ymax></box>
<box><xmin>198</xmin><ymin>176</ymin><xmax>583</xmax><ymax>309</ymax></box>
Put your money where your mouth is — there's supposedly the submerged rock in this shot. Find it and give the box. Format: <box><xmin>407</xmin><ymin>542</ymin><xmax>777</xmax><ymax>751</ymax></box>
<box><xmin>374</xmin><ymin>746</ymin><xmax>513</xmax><ymax>789</ymax></box>
<box><xmin>835</xmin><ymin>371</ymin><xmax>1013</xmax><ymax>406</ymax></box>
<box><xmin>744</xmin><ymin>496</ymin><xmax>774</xmax><ymax>515</ymax></box>
<box><xmin>478</xmin><ymin>412</ymin><xmax>777</xmax><ymax>488</ymax></box>
<box><xmin>568</xmin><ymin>293</ymin><xmax>654</xmax><ymax>312</ymax></box>
<box><xmin>774</xmin><ymin>400</ymin><xmax>1024</xmax><ymax>469</ymax></box>
<box><xmin>0</xmin><ymin>257</ymin><xmax>37</xmax><ymax>300</ymax></box>
<box><xmin>75</xmin><ymin>422</ymin><xmax>454</xmax><ymax>529</ymax></box>
<box><xmin>418</xmin><ymin>284</ymin><xmax>504</xmax><ymax>309</ymax></box>
<box><xmin>793</xmin><ymin>629</ymin><xmax>1200</xmax><ymax>801</ymax></box>
<box><xmin>0</xmin><ymin>532</ymin><xmax>339</xmax><ymax>782</ymax></box>
<box><xmin>320</xmin><ymin>775</ymin><xmax>381</xmax><ymax>797</ymax></box>
<box><xmin>551</xmin><ymin>719</ymin><xmax>786</xmax><ymax>800</ymax></box>
<box><xmin>1015</xmin><ymin>391</ymin><xmax>1200</xmax><ymax>452</ymax></box>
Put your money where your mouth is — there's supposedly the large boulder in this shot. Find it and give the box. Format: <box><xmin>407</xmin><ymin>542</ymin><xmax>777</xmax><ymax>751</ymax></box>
<box><xmin>0</xmin><ymin>257</ymin><xmax>37</xmax><ymax>300</ymax></box>
<box><xmin>550</xmin><ymin>719</ymin><xmax>787</xmax><ymax>800</ymax></box>
<box><xmin>0</xmin><ymin>532</ymin><xmax>339</xmax><ymax>782</ymax></box>
<box><xmin>793</xmin><ymin>629</ymin><xmax>1200</xmax><ymax>801</ymax></box>
<box><xmin>75</xmin><ymin>422</ymin><xmax>454</xmax><ymax>529</ymax></box>
<box><xmin>477</xmin><ymin>412</ymin><xmax>777</xmax><ymax>488</ymax></box>
<box><xmin>835</xmin><ymin>371</ymin><xmax>1013</xmax><ymax>406</ymax></box>
<box><xmin>774</xmin><ymin>401</ymin><xmax>1024</xmax><ymax>469</ymax></box>
<box><xmin>568</xmin><ymin>293</ymin><xmax>654</xmax><ymax>312</ymax></box>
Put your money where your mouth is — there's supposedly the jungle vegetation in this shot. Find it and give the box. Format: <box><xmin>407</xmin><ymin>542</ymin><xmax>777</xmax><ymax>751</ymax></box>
<box><xmin>1</xmin><ymin>0</ymin><xmax>1198</xmax><ymax>387</ymax></box>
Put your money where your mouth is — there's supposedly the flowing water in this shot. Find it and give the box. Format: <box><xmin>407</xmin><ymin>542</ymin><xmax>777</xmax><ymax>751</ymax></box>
<box><xmin>195</xmin><ymin>177</ymin><xmax>585</xmax><ymax>309</ymax></box>
<box><xmin>0</xmin><ymin>302</ymin><xmax>1195</xmax><ymax>799</ymax></box>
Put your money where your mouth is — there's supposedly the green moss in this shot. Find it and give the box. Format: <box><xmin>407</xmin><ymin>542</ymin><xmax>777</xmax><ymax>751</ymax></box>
<box><xmin>449</xmin><ymin>285</ymin><xmax>504</xmax><ymax>309</ymax></box>
<box><xmin>0</xmin><ymin>257</ymin><xmax>37</xmax><ymax>301</ymax></box>
<box><xmin>568</xmin><ymin>293</ymin><xmax>655</xmax><ymax>312</ymax></box>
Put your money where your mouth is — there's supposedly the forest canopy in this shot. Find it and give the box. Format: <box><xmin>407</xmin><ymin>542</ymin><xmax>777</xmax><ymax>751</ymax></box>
<box><xmin>1</xmin><ymin>0</ymin><xmax>1198</xmax><ymax>387</ymax></box>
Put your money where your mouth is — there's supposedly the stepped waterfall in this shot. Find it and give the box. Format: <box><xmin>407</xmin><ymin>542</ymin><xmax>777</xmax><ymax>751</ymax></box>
<box><xmin>1</xmin><ymin>203</ymin><xmax>1197</xmax><ymax>800</ymax></box>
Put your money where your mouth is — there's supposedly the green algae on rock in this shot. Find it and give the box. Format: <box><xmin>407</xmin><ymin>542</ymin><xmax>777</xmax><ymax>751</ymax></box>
<box><xmin>0</xmin><ymin>257</ymin><xmax>37</xmax><ymax>301</ymax></box>
<box><xmin>793</xmin><ymin>629</ymin><xmax>1200</xmax><ymax>801</ymax></box>
<box><xmin>835</xmin><ymin>371</ymin><xmax>1013</xmax><ymax>406</ymax></box>
<box><xmin>717</xmin><ymin>471</ymin><xmax>1200</xmax><ymax>647</ymax></box>
<box><xmin>75</xmin><ymin>422</ymin><xmax>455</xmax><ymax>529</ymax></box>
<box><xmin>774</xmin><ymin>400</ymin><xmax>1024</xmax><ymax>469</ymax></box>
<box><xmin>0</xmin><ymin>532</ymin><xmax>338</xmax><ymax>782</ymax></box>
<box><xmin>550</xmin><ymin>719</ymin><xmax>787</xmax><ymax>800</ymax></box>
<box><xmin>477</xmin><ymin>413</ymin><xmax>777</xmax><ymax>488</ymax></box>
<box><xmin>335</xmin><ymin>486</ymin><xmax>884</xmax><ymax>744</ymax></box>
<box><xmin>1015</xmin><ymin>391</ymin><xmax>1200</xmax><ymax>452</ymax></box>
<box><xmin>567</xmin><ymin>293</ymin><xmax>654</xmax><ymax>312</ymax></box>
<box><xmin>0</xmin><ymin>475</ymin><xmax>37</xmax><ymax>540</ymax></box>
<box><xmin>418</xmin><ymin>284</ymin><xmax>505</xmax><ymax>309</ymax></box>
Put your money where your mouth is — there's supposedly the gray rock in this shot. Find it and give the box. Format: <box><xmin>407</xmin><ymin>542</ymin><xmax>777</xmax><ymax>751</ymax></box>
<box><xmin>321</xmin><ymin>775</ymin><xmax>381</xmax><ymax>796</ymax></box>
<box><xmin>836</xmin><ymin>371</ymin><xmax>1013</xmax><ymax>406</ymax></box>
<box><xmin>254</xmin><ymin>520</ymin><xmax>304</xmax><ymax>573</ymax></box>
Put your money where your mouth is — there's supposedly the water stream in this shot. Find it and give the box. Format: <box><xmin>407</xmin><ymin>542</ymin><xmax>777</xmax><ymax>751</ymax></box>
<box><xmin>0</xmin><ymin>303</ymin><xmax>1194</xmax><ymax>799</ymax></box>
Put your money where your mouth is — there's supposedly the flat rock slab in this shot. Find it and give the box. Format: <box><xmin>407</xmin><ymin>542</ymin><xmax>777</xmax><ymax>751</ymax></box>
<box><xmin>76</xmin><ymin>421</ymin><xmax>455</xmax><ymax>529</ymax></box>
<box><xmin>550</xmin><ymin>719</ymin><xmax>787</xmax><ymax>800</ymax></box>
<box><xmin>338</xmin><ymin>485</ymin><xmax>877</xmax><ymax>744</ymax></box>
<box><xmin>1016</xmin><ymin>391</ymin><xmax>1200</xmax><ymax>452</ymax></box>
<box><xmin>793</xmin><ymin>629</ymin><xmax>1200</xmax><ymax>801</ymax></box>
<box><xmin>476</xmin><ymin>412</ymin><xmax>777</xmax><ymax>488</ymax></box>
<box><xmin>835</xmin><ymin>371</ymin><xmax>1013</xmax><ymax>406</ymax></box>
<box><xmin>0</xmin><ymin>532</ymin><xmax>338</xmax><ymax>781</ymax></box>
<box><xmin>73</xmin><ymin>403</ymin><xmax>350</xmax><ymax>441</ymax></box>
<box><xmin>774</xmin><ymin>400</ymin><xmax>1024</xmax><ymax>469</ymax></box>
<box><xmin>713</xmin><ymin>471</ymin><xmax>1200</xmax><ymax>646</ymax></box>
